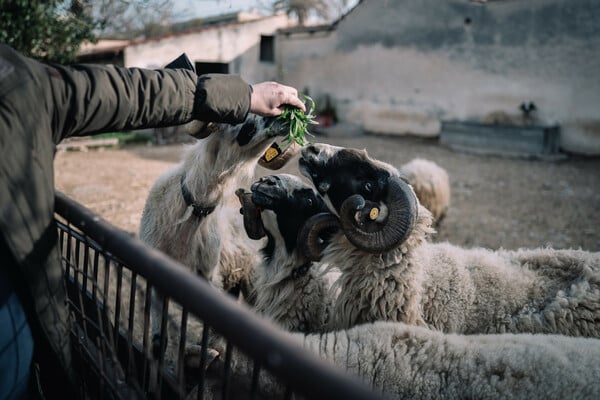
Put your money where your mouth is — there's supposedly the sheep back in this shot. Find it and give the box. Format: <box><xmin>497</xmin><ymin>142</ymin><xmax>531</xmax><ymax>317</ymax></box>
<box><xmin>301</xmin><ymin>321</ymin><xmax>600</xmax><ymax>399</ymax></box>
<box><xmin>399</xmin><ymin>158</ymin><xmax>450</xmax><ymax>224</ymax></box>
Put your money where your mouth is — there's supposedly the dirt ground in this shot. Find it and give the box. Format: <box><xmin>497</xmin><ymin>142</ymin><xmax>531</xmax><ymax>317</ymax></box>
<box><xmin>54</xmin><ymin>132</ymin><xmax>600</xmax><ymax>252</ymax></box>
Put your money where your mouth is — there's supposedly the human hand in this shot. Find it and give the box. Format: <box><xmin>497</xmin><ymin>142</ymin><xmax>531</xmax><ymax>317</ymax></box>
<box><xmin>250</xmin><ymin>81</ymin><xmax>306</xmax><ymax>117</ymax></box>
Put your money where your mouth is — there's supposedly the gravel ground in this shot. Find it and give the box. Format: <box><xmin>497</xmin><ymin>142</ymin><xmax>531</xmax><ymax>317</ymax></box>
<box><xmin>54</xmin><ymin>132</ymin><xmax>600</xmax><ymax>252</ymax></box>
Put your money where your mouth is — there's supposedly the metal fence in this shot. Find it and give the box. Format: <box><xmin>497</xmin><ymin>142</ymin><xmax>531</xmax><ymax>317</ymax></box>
<box><xmin>54</xmin><ymin>191</ymin><xmax>381</xmax><ymax>400</ymax></box>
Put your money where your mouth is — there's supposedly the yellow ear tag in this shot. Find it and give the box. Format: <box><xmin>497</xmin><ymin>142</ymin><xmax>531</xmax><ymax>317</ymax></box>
<box><xmin>264</xmin><ymin>147</ymin><xmax>280</xmax><ymax>162</ymax></box>
<box><xmin>369</xmin><ymin>207</ymin><xmax>379</xmax><ymax>220</ymax></box>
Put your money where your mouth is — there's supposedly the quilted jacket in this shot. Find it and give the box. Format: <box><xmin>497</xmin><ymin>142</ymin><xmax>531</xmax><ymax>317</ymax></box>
<box><xmin>0</xmin><ymin>44</ymin><xmax>251</xmax><ymax>395</ymax></box>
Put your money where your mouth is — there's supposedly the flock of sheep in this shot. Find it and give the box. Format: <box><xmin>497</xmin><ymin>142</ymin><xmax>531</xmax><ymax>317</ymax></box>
<box><xmin>139</xmin><ymin>113</ymin><xmax>600</xmax><ymax>399</ymax></box>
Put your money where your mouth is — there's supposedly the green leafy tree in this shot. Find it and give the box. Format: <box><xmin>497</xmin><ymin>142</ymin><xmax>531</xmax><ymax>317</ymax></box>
<box><xmin>90</xmin><ymin>0</ymin><xmax>175</xmax><ymax>39</ymax></box>
<box><xmin>273</xmin><ymin>0</ymin><xmax>329</xmax><ymax>25</ymax></box>
<box><xmin>271</xmin><ymin>0</ymin><xmax>352</xmax><ymax>25</ymax></box>
<box><xmin>0</xmin><ymin>0</ymin><xmax>97</xmax><ymax>63</ymax></box>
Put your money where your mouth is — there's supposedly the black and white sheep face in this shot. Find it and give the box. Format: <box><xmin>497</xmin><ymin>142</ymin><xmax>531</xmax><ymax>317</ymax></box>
<box><xmin>197</xmin><ymin>114</ymin><xmax>296</xmax><ymax>172</ymax></box>
<box><xmin>298</xmin><ymin>144</ymin><xmax>393</xmax><ymax>213</ymax></box>
<box><xmin>298</xmin><ymin>143</ymin><xmax>419</xmax><ymax>254</ymax></box>
<box><xmin>237</xmin><ymin>174</ymin><xmax>331</xmax><ymax>259</ymax></box>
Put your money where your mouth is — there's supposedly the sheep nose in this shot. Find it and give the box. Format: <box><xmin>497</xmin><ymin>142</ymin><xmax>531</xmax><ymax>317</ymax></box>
<box><xmin>305</xmin><ymin>144</ymin><xmax>320</xmax><ymax>156</ymax></box>
<box><xmin>318</xmin><ymin>181</ymin><xmax>331</xmax><ymax>193</ymax></box>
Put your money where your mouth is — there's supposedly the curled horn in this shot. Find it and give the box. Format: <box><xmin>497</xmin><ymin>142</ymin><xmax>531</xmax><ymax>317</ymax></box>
<box><xmin>339</xmin><ymin>175</ymin><xmax>418</xmax><ymax>253</ymax></box>
<box><xmin>297</xmin><ymin>213</ymin><xmax>340</xmax><ymax>261</ymax></box>
<box><xmin>258</xmin><ymin>142</ymin><xmax>300</xmax><ymax>170</ymax></box>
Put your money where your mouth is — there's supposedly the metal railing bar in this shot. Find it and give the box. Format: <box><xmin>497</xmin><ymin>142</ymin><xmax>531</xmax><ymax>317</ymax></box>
<box><xmin>114</xmin><ymin>263</ymin><xmax>123</xmax><ymax>358</ymax></box>
<box><xmin>97</xmin><ymin>335</ymin><xmax>107</xmax><ymax>400</ymax></box>
<box><xmin>92</xmin><ymin>250</ymin><xmax>100</xmax><ymax>301</ymax></box>
<box><xmin>59</xmin><ymin>224</ymin><xmax>65</xmax><ymax>258</ymax></box>
<box><xmin>177</xmin><ymin>309</ymin><xmax>189</xmax><ymax>399</ymax></box>
<box><xmin>155</xmin><ymin>296</ymin><xmax>170</xmax><ymax>398</ymax></box>
<box><xmin>75</xmin><ymin>238</ymin><xmax>81</xmax><ymax>286</ymax></box>
<box><xmin>65</xmin><ymin>223</ymin><xmax>73</xmax><ymax>277</ymax></box>
<box><xmin>82</xmin><ymin>242</ymin><xmax>90</xmax><ymax>293</ymax></box>
<box><xmin>55</xmin><ymin>191</ymin><xmax>381</xmax><ymax>400</ymax></box>
<box><xmin>142</xmin><ymin>280</ymin><xmax>152</xmax><ymax>391</ymax></box>
<box><xmin>250</xmin><ymin>360</ymin><xmax>260</xmax><ymax>399</ymax></box>
<box><xmin>283</xmin><ymin>384</ymin><xmax>292</xmax><ymax>400</ymax></box>
<box><xmin>102</xmin><ymin>255</ymin><xmax>111</xmax><ymax>326</ymax></box>
<box><xmin>197</xmin><ymin>324</ymin><xmax>210</xmax><ymax>400</ymax></box>
<box><xmin>127</xmin><ymin>272</ymin><xmax>137</xmax><ymax>378</ymax></box>
<box><xmin>221</xmin><ymin>342</ymin><xmax>233</xmax><ymax>400</ymax></box>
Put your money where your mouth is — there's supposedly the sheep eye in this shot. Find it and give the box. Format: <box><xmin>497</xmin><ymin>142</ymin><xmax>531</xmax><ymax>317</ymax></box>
<box><xmin>364</xmin><ymin>182</ymin><xmax>372</xmax><ymax>192</ymax></box>
<box><xmin>306</xmin><ymin>198</ymin><xmax>313</xmax><ymax>207</ymax></box>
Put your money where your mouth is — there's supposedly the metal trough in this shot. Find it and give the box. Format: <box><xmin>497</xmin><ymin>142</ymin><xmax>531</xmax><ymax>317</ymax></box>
<box><xmin>440</xmin><ymin>120</ymin><xmax>562</xmax><ymax>159</ymax></box>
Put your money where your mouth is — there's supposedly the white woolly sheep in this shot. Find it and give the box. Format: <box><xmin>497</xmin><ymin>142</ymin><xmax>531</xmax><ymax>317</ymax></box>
<box><xmin>399</xmin><ymin>158</ymin><xmax>450</xmax><ymax>224</ymax></box>
<box><xmin>139</xmin><ymin>114</ymin><xmax>298</xmax><ymax>350</ymax></box>
<box><xmin>236</xmin><ymin>173</ymin><xmax>338</xmax><ymax>333</ymax></box>
<box><xmin>209</xmin><ymin>321</ymin><xmax>600</xmax><ymax>400</ymax></box>
<box><xmin>298</xmin><ymin>143</ymin><xmax>600</xmax><ymax>336</ymax></box>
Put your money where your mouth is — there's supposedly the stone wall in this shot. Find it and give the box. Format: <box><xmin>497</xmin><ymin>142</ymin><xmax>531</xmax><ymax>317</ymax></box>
<box><xmin>277</xmin><ymin>0</ymin><xmax>600</xmax><ymax>154</ymax></box>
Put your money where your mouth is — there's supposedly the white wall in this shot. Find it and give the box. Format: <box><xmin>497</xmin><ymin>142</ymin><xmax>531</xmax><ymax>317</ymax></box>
<box><xmin>124</xmin><ymin>14</ymin><xmax>289</xmax><ymax>84</ymax></box>
<box><xmin>276</xmin><ymin>0</ymin><xmax>600</xmax><ymax>155</ymax></box>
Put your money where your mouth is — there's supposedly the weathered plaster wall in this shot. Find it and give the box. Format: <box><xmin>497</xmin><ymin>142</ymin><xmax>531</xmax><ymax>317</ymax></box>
<box><xmin>124</xmin><ymin>14</ymin><xmax>288</xmax><ymax>83</ymax></box>
<box><xmin>277</xmin><ymin>0</ymin><xmax>600</xmax><ymax>154</ymax></box>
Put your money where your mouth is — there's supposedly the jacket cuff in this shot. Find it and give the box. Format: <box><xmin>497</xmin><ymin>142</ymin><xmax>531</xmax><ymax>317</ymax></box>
<box><xmin>193</xmin><ymin>74</ymin><xmax>251</xmax><ymax>124</ymax></box>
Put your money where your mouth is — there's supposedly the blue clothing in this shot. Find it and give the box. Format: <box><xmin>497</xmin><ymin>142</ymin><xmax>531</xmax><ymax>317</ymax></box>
<box><xmin>0</xmin><ymin>291</ymin><xmax>33</xmax><ymax>400</ymax></box>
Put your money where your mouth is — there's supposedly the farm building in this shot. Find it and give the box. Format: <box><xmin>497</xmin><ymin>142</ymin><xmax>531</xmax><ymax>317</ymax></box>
<box><xmin>275</xmin><ymin>0</ymin><xmax>600</xmax><ymax>155</ymax></box>
<box><xmin>78</xmin><ymin>0</ymin><xmax>600</xmax><ymax>155</ymax></box>
<box><xmin>125</xmin><ymin>11</ymin><xmax>289</xmax><ymax>84</ymax></box>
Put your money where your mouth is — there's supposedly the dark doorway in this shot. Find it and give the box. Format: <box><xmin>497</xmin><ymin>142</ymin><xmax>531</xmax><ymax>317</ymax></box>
<box><xmin>260</xmin><ymin>35</ymin><xmax>275</xmax><ymax>63</ymax></box>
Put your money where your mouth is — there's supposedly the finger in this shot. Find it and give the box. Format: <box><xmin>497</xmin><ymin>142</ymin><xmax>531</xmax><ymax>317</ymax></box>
<box><xmin>285</xmin><ymin>95</ymin><xmax>306</xmax><ymax>113</ymax></box>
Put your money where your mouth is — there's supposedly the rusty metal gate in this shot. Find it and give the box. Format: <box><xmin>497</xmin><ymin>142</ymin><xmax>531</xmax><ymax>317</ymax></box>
<box><xmin>54</xmin><ymin>191</ymin><xmax>381</xmax><ymax>400</ymax></box>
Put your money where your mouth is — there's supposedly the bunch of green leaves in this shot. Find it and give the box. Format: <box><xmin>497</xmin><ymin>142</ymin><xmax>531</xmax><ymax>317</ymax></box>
<box><xmin>277</xmin><ymin>94</ymin><xmax>318</xmax><ymax>147</ymax></box>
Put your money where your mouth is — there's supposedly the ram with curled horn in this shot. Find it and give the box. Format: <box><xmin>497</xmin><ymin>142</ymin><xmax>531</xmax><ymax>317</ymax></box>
<box><xmin>298</xmin><ymin>143</ymin><xmax>600</xmax><ymax>339</ymax></box>
<box><xmin>299</xmin><ymin>144</ymin><xmax>419</xmax><ymax>253</ymax></box>
<box><xmin>237</xmin><ymin>174</ymin><xmax>339</xmax><ymax>333</ymax></box>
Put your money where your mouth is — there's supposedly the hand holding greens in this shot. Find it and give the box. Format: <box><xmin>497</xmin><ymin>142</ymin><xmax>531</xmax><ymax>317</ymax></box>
<box><xmin>278</xmin><ymin>94</ymin><xmax>318</xmax><ymax>146</ymax></box>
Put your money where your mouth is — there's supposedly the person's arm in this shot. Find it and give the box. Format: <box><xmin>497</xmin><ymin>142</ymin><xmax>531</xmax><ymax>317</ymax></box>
<box><xmin>46</xmin><ymin>62</ymin><xmax>252</xmax><ymax>141</ymax></box>
<box><xmin>1</xmin><ymin>45</ymin><xmax>305</xmax><ymax>142</ymax></box>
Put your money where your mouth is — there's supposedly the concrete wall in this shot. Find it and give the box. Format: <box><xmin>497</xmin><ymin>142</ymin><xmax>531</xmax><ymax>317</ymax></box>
<box><xmin>276</xmin><ymin>0</ymin><xmax>600</xmax><ymax>155</ymax></box>
<box><xmin>124</xmin><ymin>14</ymin><xmax>289</xmax><ymax>84</ymax></box>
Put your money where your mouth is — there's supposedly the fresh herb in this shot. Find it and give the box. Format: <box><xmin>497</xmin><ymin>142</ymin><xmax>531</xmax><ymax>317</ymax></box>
<box><xmin>277</xmin><ymin>94</ymin><xmax>318</xmax><ymax>146</ymax></box>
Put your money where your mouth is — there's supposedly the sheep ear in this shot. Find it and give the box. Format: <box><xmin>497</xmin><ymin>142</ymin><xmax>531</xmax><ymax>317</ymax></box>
<box><xmin>259</xmin><ymin>142</ymin><xmax>300</xmax><ymax>170</ymax></box>
<box><xmin>235</xmin><ymin>189</ymin><xmax>266</xmax><ymax>240</ymax></box>
<box><xmin>184</xmin><ymin>121</ymin><xmax>219</xmax><ymax>139</ymax></box>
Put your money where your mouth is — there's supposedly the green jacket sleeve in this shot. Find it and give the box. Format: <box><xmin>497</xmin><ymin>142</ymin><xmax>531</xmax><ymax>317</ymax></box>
<box><xmin>45</xmin><ymin>60</ymin><xmax>251</xmax><ymax>141</ymax></box>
